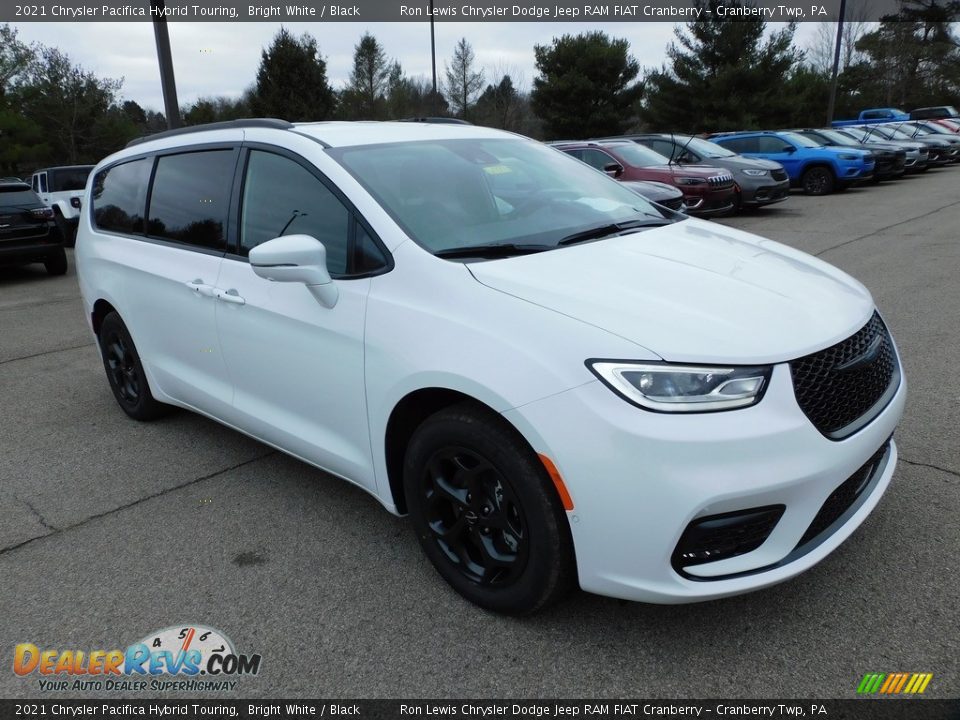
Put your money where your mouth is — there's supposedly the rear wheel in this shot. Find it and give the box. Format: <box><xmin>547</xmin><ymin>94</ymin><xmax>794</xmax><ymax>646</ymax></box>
<box><xmin>404</xmin><ymin>403</ymin><xmax>576</xmax><ymax>615</ymax></box>
<box><xmin>44</xmin><ymin>247</ymin><xmax>67</xmax><ymax>276</ymax></box>
<box><xmin>801</xmin><ymin>166</ymin><xmax>835</xmax><ymax>195</ymax></box>
<box><xmin>98</xmin><ymin>312</ymin><xmax>169</xmax><ymax>421</ymax></box>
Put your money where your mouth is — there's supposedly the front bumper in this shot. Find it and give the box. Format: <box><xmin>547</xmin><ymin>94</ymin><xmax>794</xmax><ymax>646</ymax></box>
<box><xmin>504</xmin><ymin>354</ymin><xmax>905</xmax><ymax>604</ymax></box>
<box><xmin>740</xmin><ymin>178</ymin><xmax>791</xmax><ymax>206</ymax></box>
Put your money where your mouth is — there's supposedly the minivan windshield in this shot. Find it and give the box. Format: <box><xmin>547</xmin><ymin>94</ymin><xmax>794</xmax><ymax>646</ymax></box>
<box><xmin>328</xmin><ymin>138</ymin><xmax>676</xmax><ymax>256</ymax></box>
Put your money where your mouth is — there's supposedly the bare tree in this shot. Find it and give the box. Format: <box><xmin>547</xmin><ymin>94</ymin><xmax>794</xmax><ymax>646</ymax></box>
<box><xmin>806</xmin><ymin>2</ymin><xmax>872</xmax><ymax>74</ymax></box>
<box><xmin>444</xmin><ymin>38</ymin><xmax>485</xmax><ymax>119</ymax></box>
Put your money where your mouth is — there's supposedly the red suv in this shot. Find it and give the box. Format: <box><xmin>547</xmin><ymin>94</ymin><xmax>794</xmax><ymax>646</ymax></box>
<box><xmin>552</xmin><ymin>140</ymin><xmax>736</xmax><ymax>217</ymax></box>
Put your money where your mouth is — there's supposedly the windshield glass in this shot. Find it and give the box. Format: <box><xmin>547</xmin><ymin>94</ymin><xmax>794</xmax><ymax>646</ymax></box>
<box><xmin>819</xmin><ymin>130</ymin><xmax>859</xmax><ymax>147</ymax></box>
<box><xmin>676</xmin><ymin>136</ymin><xmax>736</xmax><ymax>158</ymax></box>
<box><xmin>0</xmin><ymin>186</ymin><xmax>41</xmax><ymax>208</ymax></box>
<box><xmin>49</xmin><ymin>167</ymin><xmax>93</xmax><ymax>192</ymax></box>
<box><xmin>781</xmin><ymin>132</ymin><xmax>820</xmax><ymax>148</ymax></box>
<box><xmin>328</xmin><ymin>138</ymin><xmax>673</xmax><ymax>255</ymax></box>
<box><xmin>606</xmin><ymin>143</ymin><xmax>671</xmax><ymax>167</ymax></box>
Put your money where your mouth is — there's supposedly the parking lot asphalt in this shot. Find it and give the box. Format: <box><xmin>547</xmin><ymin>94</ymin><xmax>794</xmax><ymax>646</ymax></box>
<box><xmin>1</xmin><ymin>170</ymin><xmax>958</xmax><ymax>700</ymax></box>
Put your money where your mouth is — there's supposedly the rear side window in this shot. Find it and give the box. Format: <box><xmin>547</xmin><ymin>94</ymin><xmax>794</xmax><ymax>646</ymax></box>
<box><xmin>92</xmin><ymin>158</ymin><xmax>152</xmax><ymax>235</ymax></box>
<box><xmin>719</xmin><ymin>137</ymin><xmax>758</xmax><ymax>154</ymax></box>
<box><xmin>147</xmin><ymin>150</ymin><xmax>235</xmax><ymax>251</ymax></box>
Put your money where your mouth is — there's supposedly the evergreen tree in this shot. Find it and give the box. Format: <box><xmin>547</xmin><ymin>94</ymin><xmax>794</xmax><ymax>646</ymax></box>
<box><xmin>341</xmin><ymin>33</ymin><xmax>391</xmax><ymax>120</ymax></box>
<box><xmin>641</xmin><ymin>0</ymin><xmax>803</xmax><ymax>132</ymax></box>
<box><xmin>250</xmin><ymin>28</ymin><xmax>335</xmax><ymax>121</ymax></box>
<box><xmin>531</xmin><ymin>31</ymin><xmax>641</xmax><ymax>139</ymax></box>
<box><xmin>444</xmin><ymin>38</ymin><xmax>484</xmax><ymax>119</ymax></box>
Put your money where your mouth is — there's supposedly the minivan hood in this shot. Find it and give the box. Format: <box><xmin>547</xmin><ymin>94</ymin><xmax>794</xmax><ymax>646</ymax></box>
<box><xmin>468</xmin><ymin>219</ymin><xmax>874</xmax><ymax>364</ymax></box>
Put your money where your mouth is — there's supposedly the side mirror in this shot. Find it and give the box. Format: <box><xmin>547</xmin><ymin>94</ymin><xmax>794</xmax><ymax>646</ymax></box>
<box><xmin>603</xmin><ymin>162</ymin><xmax>624</xmax><ymax>178</ymax></box>
<box><xmin>249</xmin><ymin>234</ymin><xmax>339</xmax><ymax>308</ymax></box>
<box><xmin>676</xmin><ymin>152</ymin><xmax>694</xmax><ymax>164</ymax></box>
<box><xmin>782</xmin><ymin>145</ymin><xmax>797</xmax><ymax>154</ymax></box>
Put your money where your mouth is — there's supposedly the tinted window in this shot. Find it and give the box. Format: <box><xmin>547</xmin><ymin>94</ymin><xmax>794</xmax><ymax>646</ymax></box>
<box><xmin>0</xmin><ymin>185</ymin><xmax>41</xmax><ymax>209</ymax></box>
<box><xmin>240</xmin><ymin>150</ymin><xmax>350</xmax><ymax>274</ymax></box>
<box><xmin>756</xmin><ymin>136</ymin><xmax>793</xmax><ymax>153</ymax></box>
<box><xmin>147</xmin><ymin>150</ymin><xmax>235</xmax><ymax>250</ymax></box>
<box><xmin>642</xmin><ymin>139</ymin><xmax>676</xmax><ymax>157</ymax></box>
<box><xmin>354</xmin><ymin>223</ymin><xmax>387</xmax><ymax>274</ymax></box>
<box><xmin>579</xmin><ymin>149</ymin><xmax>616</xmax><ymax>170</ymax></box>
<box><xmin>38</xmin><ymin>174</ymin><xmax>47</xmax><ymax>193</ymax></box>
<box><xmin>49</xmin><ymin>167</ymin><xmax>93</xmax><ymax>192</ymax></box>
<box><xmin>31</xmin><ymin>175</ymin><xmax>39</xmax><ymax>192</ymax></box>
<box><xmin>716</xmin><ymin>137</ymin><xmax>757</xmax><ymax>153</ymax></box>
<box><xmin>92</xmin><ymin>158</ymin><xmax>152</xmax><ymax>235</ymax></box>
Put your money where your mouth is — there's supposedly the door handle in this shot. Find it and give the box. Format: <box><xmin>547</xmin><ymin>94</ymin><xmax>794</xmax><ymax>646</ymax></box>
<box><xmin>186</xmin><ymin>279</ymin><xmax>218</xmax><ymax>297</ymax></box>
<box><xmin>217</xmin><ymin>288</ymin><xmax>246</xmax><ymax>305</ymax></box>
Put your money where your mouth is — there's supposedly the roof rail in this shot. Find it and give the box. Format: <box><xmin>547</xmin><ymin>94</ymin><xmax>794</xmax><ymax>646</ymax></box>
<box><xmin>125</xmin><ymin>118</ymin><xmax>294</xmax><ymax>148</ymax></box>
<box><xmin>397</xmin><ymin>117</ymin><xmax>472</xmax><ymax>125</ymax></box>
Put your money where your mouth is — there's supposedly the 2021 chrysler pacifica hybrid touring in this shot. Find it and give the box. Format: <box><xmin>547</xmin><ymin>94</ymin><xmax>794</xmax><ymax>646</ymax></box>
<box><xmin>76</xmin><ymin>119</ymin><xmax>905</xmax><ymax>614</ymax></box>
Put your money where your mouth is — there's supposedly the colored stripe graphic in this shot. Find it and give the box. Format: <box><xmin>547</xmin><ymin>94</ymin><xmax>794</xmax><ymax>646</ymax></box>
<box><xmin>858</xmin><ymin>673</ymin><xmax>932</xmax><ymax>694</ymax></box>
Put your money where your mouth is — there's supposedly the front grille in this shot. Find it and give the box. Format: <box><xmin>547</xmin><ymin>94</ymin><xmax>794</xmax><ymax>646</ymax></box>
<box><xmin>789</xmin><ymin>312</ymin><xmax>898</xmax><ymax>439</ymax></box>
<box><xmin>796</xmin><ymin>441</ymin><xmax>890</xmax><ymax>549</ymax></box>
<box><xmin>672</xmin><ymin>505</ymin><xmax>785</xmax><ymax>573</ymax></box>
<box><xmin>708</xmin><ymin>173</ymin><xmax>734</xmax><ymax>189</ymax></box>
<box><xmin>771</xmin><ymin>169</ymin><xmax>788</xmax><ymax>182</ymax></box>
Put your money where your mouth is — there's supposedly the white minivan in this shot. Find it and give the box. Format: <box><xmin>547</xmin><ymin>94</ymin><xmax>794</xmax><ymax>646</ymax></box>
<box><xmin>76</xmin><ymin>120</ymin><xmax>905</xmax><ymax>614</ymax></box>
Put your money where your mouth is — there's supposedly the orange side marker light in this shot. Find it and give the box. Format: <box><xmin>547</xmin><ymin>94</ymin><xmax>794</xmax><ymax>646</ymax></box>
<box><xmin>538</xmin><ymin>454</ymin><xmax>574</xmax><ymax>511</ymax></box>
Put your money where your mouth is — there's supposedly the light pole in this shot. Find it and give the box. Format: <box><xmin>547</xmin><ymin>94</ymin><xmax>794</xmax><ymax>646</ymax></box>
<box><xmin>430</xmin><ymin>0</ymin><xmax>438</xmax><ymax>115</ymax></box>
<box><xmin>151</xmin><ymin>0</ymin><xmax>182</xmax><ymax>129</ymax></box>
<box><xmin>826</xmin><ymin>0</ymin><xmax>848</xmax><ymax>126</ymax></box>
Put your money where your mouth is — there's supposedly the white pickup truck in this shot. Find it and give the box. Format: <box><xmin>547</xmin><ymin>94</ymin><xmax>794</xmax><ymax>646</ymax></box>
<box><xmin>30</xmin><ymin>165</ymin><xmax>94</xmax><ymax>247</ymax></box>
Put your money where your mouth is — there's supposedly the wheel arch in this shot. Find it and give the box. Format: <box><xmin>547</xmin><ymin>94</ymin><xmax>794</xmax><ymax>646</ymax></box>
<box><xmin>384</xmin><ymin>387</ymin><xmax>543</xmax><ymax>515</ymax></box>
<box><xmin>91</xmin><ymin>298</ymin><xmax>118</xmax><ymax>338</ymax></box>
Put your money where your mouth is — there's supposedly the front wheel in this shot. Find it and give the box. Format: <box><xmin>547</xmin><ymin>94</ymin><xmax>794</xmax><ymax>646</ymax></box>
<box><xmin>98</xmin><ymin>312</ymin><xmax>170</xmax><ymax>421</ymax></box>
<box><xmin>801</xmin><ymin>166</ymin><xmax>835</xmax><ymax>195</ymax></box>
<box><xmin>403</xmin><ymin>403</ymin><xmax>576</xmax><ymax>615</ymax></box>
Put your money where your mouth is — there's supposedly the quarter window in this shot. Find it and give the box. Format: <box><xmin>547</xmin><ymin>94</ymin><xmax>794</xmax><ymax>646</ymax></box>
<box><xmin>147</xmin><ymin>150</ymin><xmax>235</xmax><ymax>250</ymax></box>
<box><xmin>240</xmin><ymin>150</ymin><xmax>351</xmax><ymax>275</ymax></box>
<box><xmin>91</xmin><ymin>158</ymin><xmax>152</xmax><ymax>235</ymax></box>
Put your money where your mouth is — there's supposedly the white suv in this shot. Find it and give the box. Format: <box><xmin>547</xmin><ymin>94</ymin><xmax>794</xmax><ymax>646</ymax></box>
<box><xmin>30</xmin><ymin>165</ymin><xmax>95</xmax><ymax>247</ymax></box>
<box><xmin>76</xmin><ymin>120</ymin><xmax>905</xmax><ymax>614</ymax></box>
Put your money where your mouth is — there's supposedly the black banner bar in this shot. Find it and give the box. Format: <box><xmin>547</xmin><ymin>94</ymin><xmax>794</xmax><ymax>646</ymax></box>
<box><xmin>3</xmin><ymin>0</ymin><xmax>906</xmax><ymax>23</ymax></box>
<box><xmin>2</xmin><ymin>700</ymin><xmax>959</xmax><ymax>720</ymax></box>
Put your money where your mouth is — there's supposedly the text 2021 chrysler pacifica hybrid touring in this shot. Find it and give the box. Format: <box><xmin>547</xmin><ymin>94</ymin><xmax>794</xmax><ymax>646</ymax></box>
<box><xmin>76</xmin><ymin>120</ymin><xmax>905</xmax><ymax>614</ymax></box>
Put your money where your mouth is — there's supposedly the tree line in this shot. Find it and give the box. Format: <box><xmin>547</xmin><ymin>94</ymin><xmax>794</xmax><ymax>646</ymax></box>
<box><xmin>1</xmin><ymin>0</ymin><xmax>958</xmax><ymax>174</ymax></box>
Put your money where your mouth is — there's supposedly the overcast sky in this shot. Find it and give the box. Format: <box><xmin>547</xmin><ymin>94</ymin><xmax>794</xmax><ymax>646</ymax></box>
<box><xmin>10</xmin><ymin>21</ymin><xmax>820</xmax><ymax>112</ymax></box>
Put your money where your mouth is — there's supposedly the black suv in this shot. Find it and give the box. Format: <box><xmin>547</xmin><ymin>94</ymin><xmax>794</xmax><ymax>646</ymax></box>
<box><xmin>603</xmin><ymin>134</ymin><xmax>791</xmax><ymax>210</ymax></box>
<box><xmin>0</xmin><ymin>181</ymin><xmax>67</xmax><ymax>275</ymax></box>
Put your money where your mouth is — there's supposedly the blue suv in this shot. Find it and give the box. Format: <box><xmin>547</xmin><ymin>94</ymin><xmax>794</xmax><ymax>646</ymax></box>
<box><xmin>708</xmin><ymin>131</ymin><xmax>875</xmax><ymax>195</ymax></box>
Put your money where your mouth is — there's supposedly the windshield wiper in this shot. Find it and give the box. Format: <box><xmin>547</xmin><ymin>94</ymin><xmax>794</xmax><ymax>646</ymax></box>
<box><xmin>435</xmin><ymin>243</ymin><xmax>554</xmax><ymax>259</ymax></box>
<box><xmin>557</xmin><ymin>218</ymin><xmax>673</xmax><ymax>246</ymax></box>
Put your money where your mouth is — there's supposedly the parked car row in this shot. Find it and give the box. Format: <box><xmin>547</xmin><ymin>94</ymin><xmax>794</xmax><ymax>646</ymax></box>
<box><xmin>550</xmin><ymin>114</ymin><xmax>960</xmax><ymax>209</ymax></box>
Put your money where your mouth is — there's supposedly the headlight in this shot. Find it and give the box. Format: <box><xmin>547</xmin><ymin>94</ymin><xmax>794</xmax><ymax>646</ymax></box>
<box><xmin>675</xmin><ymin>177</ymin><xmax>707</xmax><ymax>186</ymax></box>
<box><xmin>838</xmin><ymin>153</ymin><xmax>860</xmax><ymax>160</ymax></box>
<box><xmin>587</xmin><ymin>361</ymin><xmax>772</xmax><ymax>412</ymax></box>
<box><xmin>741</xmin><ymin>168</ymin><xmax>769</xmax><ymax>177</ymax></box>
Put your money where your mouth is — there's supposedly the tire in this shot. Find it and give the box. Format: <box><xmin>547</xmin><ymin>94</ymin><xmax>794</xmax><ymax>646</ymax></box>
<box><xmin>44</xmin><ymin>247</ymin><xmax>67</xmax><ymax>276</ymax></box>
<box><xmin>403</xmin><ymin>403</ymin><xmax>576</xmax><ymax>615</ymax></box>
<box><xmin>98</xmin><ymin>312</ymin><xmax>169</xmax><ymax>421</ymax></box>
<box><xmin>800</xmin><ymin>166</ymin><xmax>835</xmax><ymax>195</ymax></box>
<box><xmin>53</xmin><ymin>208</ymin><xmax>75</xmax><ymax>248</ymax></box>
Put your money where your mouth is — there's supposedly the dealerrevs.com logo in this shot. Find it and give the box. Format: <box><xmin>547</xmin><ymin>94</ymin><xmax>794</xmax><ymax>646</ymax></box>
<box><xmin>14</xmin><ymin>624</ymin><xmax>262</xmax><ymax>692</ymax></box>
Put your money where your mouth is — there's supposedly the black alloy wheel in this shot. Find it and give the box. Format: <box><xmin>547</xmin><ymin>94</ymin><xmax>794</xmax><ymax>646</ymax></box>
<box><xmin>420</xmin><ymin>446</ymin><xmax>528</xmax><ymax>586</ymax></box>
<box><xmin>404</xmin><ymin>403</ymin><xmax>576</xmax><ymax>615</ymax></box>
<box><xmin>98</xmin><ymin>312</ymin><xmax>169</xmax><ymax>421</ymax></box>
<box><xmin>801</xmin><ymin>166</ymin><xmax>835</xmax><ymax>195</ymax></box>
